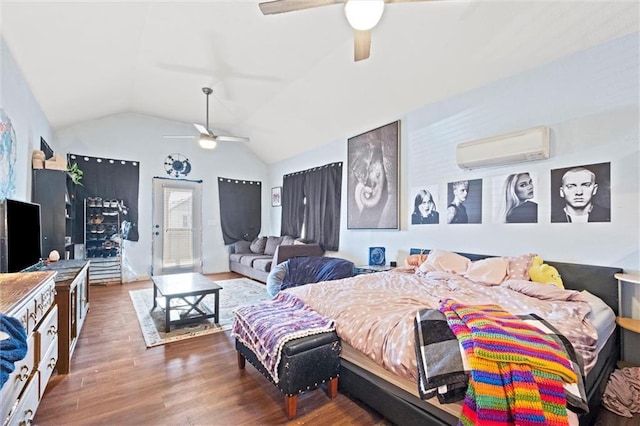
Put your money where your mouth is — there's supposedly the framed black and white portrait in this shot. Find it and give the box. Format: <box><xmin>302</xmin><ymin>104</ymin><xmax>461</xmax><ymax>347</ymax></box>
<box><xmin>347</xmin><ymin>121</ymin><xmax>400</xmax><ymax>229</ymax></box>
<box><xmin>446</xmin><ymin>178</ymin><xmax>482</xmax><ymax>224</ymax></box>
<box><xmin>493</xmin><ymin>172</ymin><xmax>539</xmax><ymax>224</ymax></box>
<box><xmin>410</xmin><ymin>185</ymin><xmax>440</xmax><ymax>225</ymax></box>
<box><xmin>550</xmin><ymin>162</ymin><xmax>611</xmax><ymax>223</ymax></box>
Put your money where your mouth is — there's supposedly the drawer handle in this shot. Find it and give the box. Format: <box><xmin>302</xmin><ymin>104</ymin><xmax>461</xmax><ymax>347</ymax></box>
<box><xmin>47</xmin><ymin>325</ymin><xmax>58</xmax><ymax>335</ymax></box>
<box><xmin>52</xmin><ymin>288</ymin><xmax>58</xmax><ymax>296</ymax></box>
<box><xmin>37</xmin><ymin>303</ymin><xmax>44</xmax><ymax>313</ymax></box>
<box><xmin>30</xmin><ymin>312</ymin><xmax>37</xmax><ymax>321</ymax></box>
<box><xmin>48</xmin><ymin>357</ymin><xmax>57</xmax><ymax>370</ymax></box>
<box><xmin>19</xmin><ymin>409</ymin><xmax>34</xmax><ymax>426</ymax></box>
<box><xmin>18</xmin><ymin>365</ymin><xmax>29</xmax><ymax>381</ymax></box>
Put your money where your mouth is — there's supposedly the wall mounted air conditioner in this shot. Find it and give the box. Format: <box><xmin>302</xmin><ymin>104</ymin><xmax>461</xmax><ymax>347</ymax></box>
<box><xmin>456</xmin><ymin>126</ymin><xmax>550</xmax><ymax>169</ymax></box>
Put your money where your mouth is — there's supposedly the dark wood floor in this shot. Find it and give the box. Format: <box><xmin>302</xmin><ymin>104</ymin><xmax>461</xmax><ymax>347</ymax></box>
<box><xmin>35</xmin><ymin>273</ymin><xmax>390</xmax><ymax>425</ymax></box>
<box><xmin>34</xmin><ymin>272</ymin><xmax>636</xmax><ymax>425</ymax></box>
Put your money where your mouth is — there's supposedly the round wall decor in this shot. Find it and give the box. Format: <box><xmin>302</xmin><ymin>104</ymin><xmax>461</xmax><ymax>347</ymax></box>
<box><xmin>164</xmin><ymin>153</ymin><xmax>191</xmax><ymax>178</ymax></box>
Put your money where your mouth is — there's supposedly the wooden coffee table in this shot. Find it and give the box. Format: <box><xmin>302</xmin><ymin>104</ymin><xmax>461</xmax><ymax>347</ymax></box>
<box><xmin>151</xmin><ymin>272</ymin><xmax>222</xmax><ymax>332</ymax></box>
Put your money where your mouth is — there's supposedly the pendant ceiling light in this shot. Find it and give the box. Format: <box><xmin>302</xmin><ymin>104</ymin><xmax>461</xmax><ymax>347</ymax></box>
<box><xmin>344</xmin><ymin>0</ymin><xmax>385</xmax><ymax>31</ymax></box>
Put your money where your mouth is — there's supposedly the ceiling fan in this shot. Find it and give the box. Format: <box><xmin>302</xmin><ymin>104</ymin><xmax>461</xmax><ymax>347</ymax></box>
<box><xmin>258</xmin><ymin>0</ymin><xmax>437</xmax><ymax>62</ymax></box>
<box><xmin>164</xmin><ymin>87</ymin><xmax>250</xmax><ymax>150</ymax></box>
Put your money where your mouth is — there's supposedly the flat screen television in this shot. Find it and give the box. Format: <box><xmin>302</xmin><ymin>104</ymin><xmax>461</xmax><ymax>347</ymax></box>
<box><xmin>0</xmin><ymin>198</ymin><xmax>44</xmax><ymax>273</ymax></box>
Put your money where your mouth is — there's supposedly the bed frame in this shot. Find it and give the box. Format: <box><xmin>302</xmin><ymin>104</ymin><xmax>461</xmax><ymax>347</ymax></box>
<box><xmin>337</xmin><ymin>249</ymin><xmax>622</xmax><ymax>426</ymax></box>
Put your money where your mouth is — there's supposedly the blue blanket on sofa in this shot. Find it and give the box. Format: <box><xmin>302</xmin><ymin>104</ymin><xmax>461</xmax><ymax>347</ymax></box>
<box><xmin>281</xmin><ymin>256</ymin><xmax>354</xmax><ymax>291</ymax></box>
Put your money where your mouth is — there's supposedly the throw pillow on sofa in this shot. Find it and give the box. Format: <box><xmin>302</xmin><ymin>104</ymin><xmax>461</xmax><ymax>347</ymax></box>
<box><xmin>250</xmin><ymin>236</ymin><xmax>267</xmax><ymax>254</ymax></box>
<box><xmin>234</xmin><ymin>240</ymin><xmax>252</xmax><ymax>254</ymax></box>
<box><xmin>264</xmin><ymin>236</ymin><xmax>284</xmax><ymax>256</ymax></box>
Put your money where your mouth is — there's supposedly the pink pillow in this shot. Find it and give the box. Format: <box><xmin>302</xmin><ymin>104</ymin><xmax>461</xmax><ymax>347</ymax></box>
<box><xmin>464</xmin><ymin>257</ymin><xmax>509</xmax><ymax>285</ymax></box>
<box><xmin>422</xmin><ymin>249</ymin><xmax>470</xmax><ymax>275</ymax></box>
<box><xmin>507</xmin><ymin>253</ymin><xmax>537</xmax><ymax>280</ymax></box>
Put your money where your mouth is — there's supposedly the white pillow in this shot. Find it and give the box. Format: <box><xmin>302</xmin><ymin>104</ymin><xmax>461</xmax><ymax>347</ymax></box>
<box><xmin>421</xmin><ymin>249</ymin><xmax>470</xmax><ymax>275</ymax></box>
<box><xmin>464</xmin><ymin>257</ymin><xmax>509</xmax><ymax>285</ymax></box>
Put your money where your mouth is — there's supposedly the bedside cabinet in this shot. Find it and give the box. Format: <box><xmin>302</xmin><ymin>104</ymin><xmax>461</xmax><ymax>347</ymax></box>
<box><xmin>615</xmin><ymin>273</ymin><xmax>640</xmax><ymax>363</ymax></box>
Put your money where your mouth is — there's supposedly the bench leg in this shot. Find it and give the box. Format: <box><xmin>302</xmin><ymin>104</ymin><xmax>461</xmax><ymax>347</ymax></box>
<box><xmin>237</xmin><ymin>352</ymin><xmax>245</xmax><ymax>369</ymax></box>
<box><xmin>327</xmin><ymin>377</ymin><xmax>338</xmax><ymax>399</ymax></box>
<box><xmin>284</xmin><ymin>394</ymin><xmax>297</xmax><ymax>420</ymax></box>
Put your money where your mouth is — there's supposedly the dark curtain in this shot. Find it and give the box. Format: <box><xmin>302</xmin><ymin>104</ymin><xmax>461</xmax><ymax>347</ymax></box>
<box><xmin>280</xmin><ymin>172</ymin><xmax>306</xmax><ymax>238</ymax></box>
<box><xmin>218</xmin><ymin>177</ymin><xmax>261</xmax><ymax>244</ymax></box>
<box><xmin>304</xmin><ymin>163</ymin><xmax>342</xmax><ymax>251</ymax></box>
<box><xmin>69</xmin><ymin>154</ymin><xmax>140</xmax><ymax>241</ymax></box>
<box><xmin>281</xmin><ymin>162</ymin><xmax>342</xmax><ymax>251</ymax></box>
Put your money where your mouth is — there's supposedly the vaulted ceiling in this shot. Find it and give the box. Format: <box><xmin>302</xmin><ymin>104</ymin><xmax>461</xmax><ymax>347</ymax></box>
<box><xmin>2</xmin><ymin>1</ymin><xmax>638</xmax><ymax>163</ymax></box>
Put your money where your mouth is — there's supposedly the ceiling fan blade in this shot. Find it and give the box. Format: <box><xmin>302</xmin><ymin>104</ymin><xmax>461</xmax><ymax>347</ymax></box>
<box><xmin>354</xmin><ymin>29</ymin><xmax>371</xmax><ymax>62</ymax></box>
<box><xmin>193</xmin><ymin>123</ymin><xmax>211</xmax><ymax>136</ymax></box>
<box><xmin>163</xmin><ymin>135</ymin><xmax>195</xmax><ymax>139</ymax></box>
<box><xmin>215</xmin><ymin>135</ymin><xmax>250</xmax><ymax>143</ymax></box>
<box><xmin>259</xmin><ymin>0</ymin><xmax>342</xmax><ymax>15</ymax></box>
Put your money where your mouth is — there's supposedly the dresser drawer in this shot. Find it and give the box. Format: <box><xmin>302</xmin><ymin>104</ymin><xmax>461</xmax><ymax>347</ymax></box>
<box><xmin>0</xmin><ymin>333</ymin><xmax>35</xmax><ymax>424</ymax></box>
<box><xmin>36</xmin><ymin>305</ymin><xmax>58</xmax><ymax>363</ymax></box>
<box><xmin>5</xmin><ymin>371</ymin><xmax>39</xmax><ymax>426</ymax></box>
<box><xmin>38</xmin><ymin>337</ymin><xmax>58</xmax><ymax>399</ymax></box>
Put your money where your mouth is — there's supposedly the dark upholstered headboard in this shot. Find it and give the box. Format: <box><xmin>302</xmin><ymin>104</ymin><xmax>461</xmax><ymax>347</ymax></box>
<box><xmin>409</xmin><ymin>248</ymin><xmax>623</xmax><ymax>315</ymax></box>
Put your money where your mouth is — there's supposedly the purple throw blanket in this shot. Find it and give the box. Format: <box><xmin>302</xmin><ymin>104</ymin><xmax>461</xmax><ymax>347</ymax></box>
<box><xmin>232</xmin><ymin>292</ymin><xmax>335</xmax><ymax>383</ymax></box>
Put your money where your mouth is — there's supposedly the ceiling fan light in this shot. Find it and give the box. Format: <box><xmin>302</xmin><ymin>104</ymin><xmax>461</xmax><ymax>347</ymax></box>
<box><xmin>344</xmin><ymin>0</ymin><xmax>384</xmax><ymax>31</ymax></box>
<box><xmin>198</xmin><ymin>134</ymin><xmax>217</xmax><ymax>150</ymax></box>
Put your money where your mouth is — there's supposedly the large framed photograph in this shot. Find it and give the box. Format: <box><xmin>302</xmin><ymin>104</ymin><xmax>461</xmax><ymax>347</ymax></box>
<box><xmin>271</xmin><ymin>186</ymin><xmax>282</xmax><ymax>207</ymax></box>
<box><xmin>550</xmin><ymin>162</ymin><xmax>611</xmax><ymax>223</ymax></box>
<box><xmin>347</xmin><ymin>121</ymin><xmax>400</xmax><ymax>229</ymax></box>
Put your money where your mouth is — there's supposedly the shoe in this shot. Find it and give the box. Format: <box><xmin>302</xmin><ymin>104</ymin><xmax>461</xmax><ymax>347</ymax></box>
<box><xmin>90</xmin><ymin>225</ymin><xmax>97</xmax><ymax>234</ymax></box>
<box><xmin>110</xmin><ymin>200</ymin><xmax>118</xmax><ymax>208</ymax></box>
<box><xmin>95</xmin><ymin>197</ymin><xmax>102</xmax><ymax>208</ymax></box>
<box><xmin>96</xmin><ymin>224</ymin><xmax>105</xmax><ymax>233</ymax></box>
<box><xmin>87</xmin><ymin>197</ymin><xmax>95</xmax><ymax>207</ymax></box>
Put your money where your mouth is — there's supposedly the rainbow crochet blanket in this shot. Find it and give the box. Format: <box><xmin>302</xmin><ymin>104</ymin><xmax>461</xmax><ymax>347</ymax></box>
<box><xmin>439</xmin><ymin>299</ymin><xmax>578</xmax><ymax>426</ymax></box>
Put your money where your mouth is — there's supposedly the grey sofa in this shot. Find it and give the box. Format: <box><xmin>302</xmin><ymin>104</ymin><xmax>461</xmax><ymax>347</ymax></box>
<box><xmin>228</xmin><ymin>236</ymin><xmax>325</xmax><ymax>282</ymax></box>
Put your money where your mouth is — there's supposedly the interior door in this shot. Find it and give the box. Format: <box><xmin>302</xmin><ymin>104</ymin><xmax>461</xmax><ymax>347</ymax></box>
<box><xmin>152</xmin><ymin>178</ymin><xmax>203</xmax><ymax>275</ymax></box>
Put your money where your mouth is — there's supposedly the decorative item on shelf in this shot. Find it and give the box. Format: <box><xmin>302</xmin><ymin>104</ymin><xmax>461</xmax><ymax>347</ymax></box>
<box><xmin>48</xmin><ymin>250</ymin><xmax>60</xmax><ymax>262</ymax></box>
<box><xmin>45</xmin><ymin>153</ymin><xmax>68</xmax><ymax>171</ymax></box>
<box><xmin>32</xmin><ymin>149</ymin><xmax>46</xmax><ymax>169</ymax></box>
<box><xmin>67</xmin><ymin>162</ymin><xmax>84</xmax><ymax>185</ymax></box>
<box><xmin>164</xmin><ymin>153</ymin><xmax>191</xmax><ymax>178</ymax></box>
<box><xmin>369</xmin><ymin>246</ymin><xmax>386</xmax><ymax>266</ymax></box>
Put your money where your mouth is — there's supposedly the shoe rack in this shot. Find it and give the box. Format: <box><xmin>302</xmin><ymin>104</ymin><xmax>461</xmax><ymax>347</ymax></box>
<box><xmin>84</xmin><ymin>197</ymin><xmax>122</xmax><ymax>284</ymax></box>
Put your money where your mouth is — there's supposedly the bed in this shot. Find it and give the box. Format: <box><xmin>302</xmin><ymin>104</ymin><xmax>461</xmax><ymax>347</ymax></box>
<box><xmin>285</xmin><ymin>249</ymin><xmax>622</xmax><ymax>426</ymax></box>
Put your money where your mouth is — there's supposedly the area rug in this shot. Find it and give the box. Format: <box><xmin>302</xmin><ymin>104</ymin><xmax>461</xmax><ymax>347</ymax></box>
<box><xmin>129</xmin><ymin>278</ymin><xmax>270</xmax><ymax>347</ymax></box>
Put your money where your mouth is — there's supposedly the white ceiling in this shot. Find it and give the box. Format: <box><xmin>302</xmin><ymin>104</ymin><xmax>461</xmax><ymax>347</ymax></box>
<box><xmin>1</xmin><ymin>1</ymin><xmax>638</xmax><ymax>164</ymax></box>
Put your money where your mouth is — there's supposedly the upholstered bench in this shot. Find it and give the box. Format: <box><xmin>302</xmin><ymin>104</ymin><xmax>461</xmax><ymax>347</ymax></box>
<box><xmin>235</xmin><ymin>331</ymin><xmax>341</xmax><ymax>419</ymax></box>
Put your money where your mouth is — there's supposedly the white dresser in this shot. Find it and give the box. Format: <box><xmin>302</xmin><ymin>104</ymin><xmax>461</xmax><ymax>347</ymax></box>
<box><xmin>0</xmin><ymin>271</ymin><xmax>58</xmax><ymax>426</ymax></box>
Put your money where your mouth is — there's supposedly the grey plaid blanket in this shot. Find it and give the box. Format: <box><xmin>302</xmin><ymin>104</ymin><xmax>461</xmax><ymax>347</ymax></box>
<box><xmin>414</xmin><ymin>309</ymin><xmax>589</xmax><ymax>414</ymax></box>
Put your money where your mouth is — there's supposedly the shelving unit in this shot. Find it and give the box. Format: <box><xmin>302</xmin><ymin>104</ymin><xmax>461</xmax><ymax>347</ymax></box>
<box><xmin>615</xmin><ymin>272</ymin><xmax>640</xmax><ymax>362</ymax></box>
<box><xmin>85</xmin><ymin>198</ymin><xmax>122</xmax><ymax>285</ymax></box>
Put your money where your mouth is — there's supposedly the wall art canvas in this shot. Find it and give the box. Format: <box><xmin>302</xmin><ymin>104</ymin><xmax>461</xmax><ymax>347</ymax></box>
<box><xmin>550</xmin><ymin>162</ymin><xmax>611</xmax><ymax>223</ymax></box>
<box><xmin>0</xmin><ymin>108</ymin><xmax>17</xmax><ymax>200</ymax></box>
<box><xmin>347</xmin><ymin>121</ymin><xmax>399</xmax><ymax>229</ymax></box>
<box><xmin>271</xmin><ymin>186</ymin><xmax>282</xmax><ymax>207</ymax></box>
<box><xmin>446</xmin><ymin>178</ymin><xmax>483</xmax><ymax>224</ymax></box>
<box><xmin>492</xmin><ymin>172</ymin><xmax>539</xmax><ymax>224</ymax></box>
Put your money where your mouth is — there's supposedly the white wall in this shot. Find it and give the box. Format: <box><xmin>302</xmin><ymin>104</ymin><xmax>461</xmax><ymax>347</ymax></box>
<box><xmin>0</xmin><ymin>38</ymin><xmax>53</xmax><ymax>201</ymax></box>
<box><xmin>54</xmin><ymin>113</ymin><xmax>270</xmax><ymax>278</ymax></box>
<box><xmin>268</xmin><ymin>34</ymin><xmax>640</xmax><ymax>320</ymax></box>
